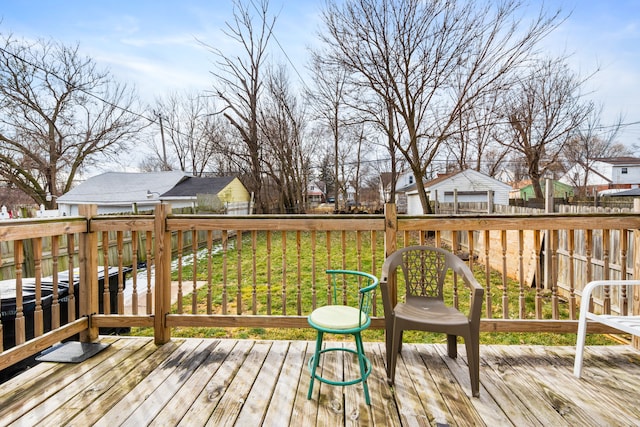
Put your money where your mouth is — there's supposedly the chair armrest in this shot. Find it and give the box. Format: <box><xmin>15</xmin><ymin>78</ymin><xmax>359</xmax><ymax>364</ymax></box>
<box><xmin>448</xmin><ymin>254</ymin><xmax>484</xmax><ymax>321</ymax></box>
<box><xmin>578</xmin><ymin>280</ymin><xmax>640</xmax><ymax>320</ymax></box>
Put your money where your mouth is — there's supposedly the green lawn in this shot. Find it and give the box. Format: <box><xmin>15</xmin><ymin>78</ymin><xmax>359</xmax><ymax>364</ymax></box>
<box><xmin>129</xmin><ymin>230</ymin><xmax>620</xmax><ymax>346</ymax></box>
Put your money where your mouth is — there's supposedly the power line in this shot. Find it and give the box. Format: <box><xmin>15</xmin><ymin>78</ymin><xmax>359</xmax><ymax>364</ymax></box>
<box><xmin>248</xmin><ymin>0</ymin><xmax>312</xmax><ymax>94</ymax></box>
<box><xmin>0</xmin><ymin>45</ymin><xmax>157</xmax><ymax>125</ymax></box>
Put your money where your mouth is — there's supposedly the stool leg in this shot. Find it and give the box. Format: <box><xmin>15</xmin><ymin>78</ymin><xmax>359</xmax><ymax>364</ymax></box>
<box><xmin>308</xmin><ymin>330</ymin><xmax>324</xmax><ymax>400</ymax></box>
<box><xmin>354</xmin><ymin>332</ymin><xmax>371</xmax><ymax>405</ymax></box>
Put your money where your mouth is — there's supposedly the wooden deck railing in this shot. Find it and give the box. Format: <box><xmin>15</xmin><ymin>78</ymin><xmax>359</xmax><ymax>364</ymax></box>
<box><xmin>2</xmin><ymin>202</ymin><xmax>640</xmax><ymax>371</ymax></box>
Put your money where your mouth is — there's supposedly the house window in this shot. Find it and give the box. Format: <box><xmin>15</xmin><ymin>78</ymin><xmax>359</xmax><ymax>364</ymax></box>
<box><xmin>621</xmin><ymin>168</ymin><xmax>628</xmax><ymax>174</ymax></box>
<box><xmin>409</xmin><ymin>176</ymin><xmax>414</xmax><ymax>184</ymax></box>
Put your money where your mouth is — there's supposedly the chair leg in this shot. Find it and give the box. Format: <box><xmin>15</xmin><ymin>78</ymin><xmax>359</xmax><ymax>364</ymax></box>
<box><xmin>388</xmin><ymin>324</ymin><xmax>402</xmax><ymax>385</ymax></box>
<box><xmin>385</xmin><ymin>325</ymin><xmax>393</xmax><ymax>379</ymax></box>
<box><xmin>307</xmin><ymin>330</ymin><xmax>324</xmax><ymax>400</ymax></box>
<box><xmin>354</xmin><ymin>332</ymin><xmax>371</xmax><ymax>405</ymax></box>
<box><xmin>574</xmin><ymin>313</ymin><xmax>588</xmax><ymax>378</ymax></box>
<box><xmin>464</xmin><ymin>335</ymin><xmax>480</xmax><ymax>397</ymax></box>
<box><xmin>447</xmin><ymin>334</ymin><xmax>457</xmax><ymax>358</ymax></box>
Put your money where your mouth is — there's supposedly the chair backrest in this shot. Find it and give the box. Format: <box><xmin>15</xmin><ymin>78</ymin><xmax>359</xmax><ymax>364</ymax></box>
<box><xmin>383</xmin><ymin>246</ymin><xmax>456</xmax><ymax>301</ymax></box>
<box><xmin>326</xmin><ymin>269</ymin><xmax>379</xmax><ymax>322</ymax></box>
<box><xmin>402</xmin><ymin>247</ymin><xmax>448</xmax><ymax>300</ymax></box>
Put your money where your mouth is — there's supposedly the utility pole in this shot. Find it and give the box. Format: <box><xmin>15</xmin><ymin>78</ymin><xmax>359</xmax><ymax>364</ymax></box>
<box><xmin>154</xmin><ymin>110</ymin><xmax>169</xmax><ymax>170</ymax></box>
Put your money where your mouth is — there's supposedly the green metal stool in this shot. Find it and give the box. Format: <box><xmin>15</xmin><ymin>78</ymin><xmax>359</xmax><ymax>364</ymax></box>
<box><xmin>307</xmin><ymin>269</ymin><xmax>379</xmax><ymax>405</ymax></box>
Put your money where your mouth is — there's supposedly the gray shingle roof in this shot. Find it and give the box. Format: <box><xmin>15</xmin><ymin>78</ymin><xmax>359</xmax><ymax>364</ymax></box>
<box><xmin>57</xmin><ymin>171</ymin><xmax>188</xmax><ymax>204</ymax></box>
<box><xmin>608</xmin><ymin>187</ymin><xmax>640</xmax><ymax>197</ymax></box>
<box><xmin>161</xmin><ymin>176</ymin><xmax>235</xmax><ymax>198</ymax></box>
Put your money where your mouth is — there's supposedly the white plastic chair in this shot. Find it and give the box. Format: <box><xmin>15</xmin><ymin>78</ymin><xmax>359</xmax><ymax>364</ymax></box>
<box><xmin>574</xmin><ymin>279</ymin><xmax>640</xmax><ymax>377</ymax></box>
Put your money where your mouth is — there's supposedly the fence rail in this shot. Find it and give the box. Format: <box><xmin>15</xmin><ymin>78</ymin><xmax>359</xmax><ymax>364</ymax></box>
<box><xmin>2</xmin><ymin>203</ymin><xmax>640</xmax><ymax>372</ymax></box>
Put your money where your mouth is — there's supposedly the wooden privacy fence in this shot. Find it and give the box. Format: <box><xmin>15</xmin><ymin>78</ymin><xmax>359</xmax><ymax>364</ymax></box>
<box><xmin>2</xmin><ymin>203</ymin><xmax>640</xmax><ymax>371</ymax></box>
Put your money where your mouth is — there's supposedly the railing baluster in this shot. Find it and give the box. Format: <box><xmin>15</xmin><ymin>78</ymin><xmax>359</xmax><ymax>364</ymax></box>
<box><xmin>356</xmin><ymin>230</ymin><xmax>363</xmax><ymax>273</ymax></box>
<box><xmin>551</xmin><ymin>229</ymin><xmax>559</xmax><ymax>319</ymax></box>
<box><xmin>251</xmin><ymin>230</ymin><xmax>257</xmax><ymax>315</ymax></box>
<box><xmin>102</xmin><ymin>231</ymin><xmax>110</xmax><ymax>315</ymax></box>
<box><xmin>266</xmin><ymin>230</ymin><xmax>272</xmax><ymax>315</ymax></box>
<box><xmin>51</xmin><ymin>235</ymin><xmax>60</xmax><ymax>329</ymax></box>
<box><xmin>67</xmin><ymin>234</ymin><xmax>76</xmax><ymax>322</ymax></box>
<box><xmin>236</xmin><ymin>230</ymin><xmax>243</xmax><ymax>316</ymax></box>
<box><xmin>192</xmin><ymin>229</ymin><xmax>198</xmax><ymax>315</ymax></box>
<box><xmin>451</xmin><ymin>230</ymin><xmax>458</xmax><ymax>254</ymax></box>
<box><xmin>342</xmin><ymin>231</ymin><xmax>348</xmax><ymax>305</ymax></box>
<box><xmin>467</xmin><ymin>230</ymin><xmax>474</xmax><ymax>271</ymax></box>
<box><xmin>603</xmin><ymin>229</ymin><xmax>611</xmax><ymax>314</ymax></box>
<box><xmin>326</xmin><ymin>231</ymin><xmax>332</xmax><ymax>304</ymax></box>
<box><xmin>534</xmin><ymin>230</ymin><xmax>542</xmax><ymax>319</ymax></box>
<box><xmin>145</xmin><ymin>230</ymin><xmax>153</xmax><ymax>315</ymax></box>
<box><xmin>34</xmin><ymin>237</ymin><xmax>43</xmax><ymax>337</ymax></box>
<box><xmin>518</xmin><ymin>230</ymin><xmax>525</xmax><ymax>319</ymax></box>
<box><xmin>296</xmin><ymin>230</ymin><xmax>302</xmax><ymax>316</ymax></box>
<box><xmin>586</xmin><ymin>229</ymin><xmax>593</xmax><ymax>312</ymax></box>
<box><xmin>311</xmin><ymin>230</ymin><xmax>317</xmax><ymax>310</ymax></box>
<box><xmin>117</xmin><ymin>231</ymin><xmax>124</xmax><ymax>315</ymax></box>
<box><xmin>371</xmin><ymin>230</ymin><xmax>378</xmax><ymax>316</ymax></box>
<box><xmin>207</xmin><ymin>230</ymin><xmax>213</xmax><ymax>315</ymax></box>
<box><xmin>501</xmin><ymin>230</ymin><xmax>508</xmax><ymax>319</ymax></box>
<box><xmin>483</xmin><ymin>230</ymin><xmax>492</xmax><ymax>318</ymax></box>
<box><xmin>568</xmin><ymin>230</ymin><xmax>576</xmax><ymax>319</ymax></box>
<box><xmin>176</xmin><ymin>230</ymin><xmax>183</xmax><ymax>314</ymax></box>
<box><xmin>222</xmin><ymin>230</ymin><xmax>228</xmax><ymax>315</ymax></box>
<box><xmin>341</xmin><ymin>230</ymin><xmax>347</xmax><ymax>273</ymax></box>
<box><xmin>281</xmin><ymin>230</ymin><xmax>287</xmax><ymax>316</ymax></box>
<box><xmin>621</xmin><ymin>229</ymin><xmax>629</xmax><ymax>315</ymax></box>
<box><xmin>14</xmin><ymin>240</ymin><xmax>25</xmax><ymax>345</ymax></box>
<box><xmin>131</xmin><ymin>230</ymin><xmax>139</xmax><ymax>316</ymax></box>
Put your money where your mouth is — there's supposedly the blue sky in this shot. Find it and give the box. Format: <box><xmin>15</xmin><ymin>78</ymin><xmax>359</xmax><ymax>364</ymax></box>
<box><xmin>1</xmin><ymin>0</ymin><xmax>639</xmax><ymax>148</ymax></box>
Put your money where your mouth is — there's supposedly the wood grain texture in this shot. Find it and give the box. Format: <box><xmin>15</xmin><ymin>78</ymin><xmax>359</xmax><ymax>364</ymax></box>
<box><xmin>3</xmin><ymin>337</ymin><xmax>640</xmax><ymax>426</ymax></box>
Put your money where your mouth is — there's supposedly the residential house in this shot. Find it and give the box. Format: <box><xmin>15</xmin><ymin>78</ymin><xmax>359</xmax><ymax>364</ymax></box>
<box><xmin>56</xmin><ymin>172</ymin><xmax>251</xmax><ymax>216</ymax></box>
<box><xmin>160</xmin><ymin>176</ymin><xmax>251</xmax><ymax>215</ymax></box>
<box><xmin>306</xmin><ymin>181</ymin><xmax>325</xmax><ymax>208</ymax></box>
<box><xmin>405</xmin><ymin>169</ymin><xmax>511</xmax><ymax>215</ymax></box>
<box><xmin>560</xmin><ymin>156</ymin><xmax>640</xmax><ymax>195</ymax></box>
<box><xmin>378</xmin><ymin>172</ymin><xmax>395</xmax><ymax>205</ymax></box>
<box><xmin>516</xmin><ymin>180</ymin><xmax>574</xmax><ymax>200</ymax></box>
<box><xmin>393</xmin><ymin>169</ymin><xmax>417</xmax><ymax>213</ymax></box>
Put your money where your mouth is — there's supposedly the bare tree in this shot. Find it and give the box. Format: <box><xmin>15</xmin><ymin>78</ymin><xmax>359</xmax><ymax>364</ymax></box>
<box><xmin>448</xmin><ymin>93</ymin><xmax>511</xmax><ymax>177</ymax></box>
<box><xmin>0</xmin><ymin>34</ymin><xmax>142</xmax><ymax>207</ymax></box>
<box><xmin>151</xmin><ymin>91</ymin><xmax>227</xmax><ymax>176</ymax></box>
<box><xmin>562</xmin><ymin>107</ymin><xmax>628</xmax><ymax>196</ymax></box>
<box><xmin>319</xmin><ymin>0</ymin><xmax>563</xmax><ymax>213</ymax></box>
<box><xmin>260</xmin><ymin>64</ymin><xmax>311</xmax><ymax>213</ymax></box>
<box><xmin>204</xmin><ymin>0</ymin><xmax>275</xmax><ymax>213</ymax></box>
<box><xmin>306</xmin><ymin>52</ymin><xmax>350</xmax><ymax>211</ymax></box>
<box><xmin>497</xmin><ymin>56</ymin><xmax>594</xmax><ymax>199</ymax></box>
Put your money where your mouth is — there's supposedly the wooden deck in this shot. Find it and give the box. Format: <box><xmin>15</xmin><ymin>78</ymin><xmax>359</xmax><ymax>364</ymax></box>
<box><xmin>1</xmin><ymin>337</ymin><xmax>640</xmax><ymax>426</ymax></box>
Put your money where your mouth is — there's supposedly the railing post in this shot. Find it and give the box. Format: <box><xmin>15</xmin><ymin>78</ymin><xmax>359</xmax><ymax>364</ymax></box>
<box><xmin>154</xmin><ymin>202</ymin><xmax>172</xmax><ymax>344</ymax></box>
<box><xmin>633</xmin><ymin>198</ymin><xmax>640</xmax><ymax>349</ymax></box>
<box><xmin>385</xmin><ymin>203</ymin><xmax>398</xmax><ymax>307</ymax></box>
<box><xmin>384</xmin><ymin>203</ymin><xmax>397</xmax><ymax>259</ymax></box>
<box><xmin>78</xmin><ymin>204</ymin><xmax>99</xmax><ymax>342</ymax></box>
<box><xmin>544</xmin><ymin>178</ymin><xmax>554</xmax><ymax>289</ymax></box>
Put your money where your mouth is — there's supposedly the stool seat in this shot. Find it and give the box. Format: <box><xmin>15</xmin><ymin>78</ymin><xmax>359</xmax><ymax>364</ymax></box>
<box><xmin>308</xmin><ymin>305</ymin><xmax>368</xmax><ymax>330</ymax></box>
<box><xmin>307</xmin><ymin>270</ymin><xmax>378</xmax><ymax>406</ymax></box>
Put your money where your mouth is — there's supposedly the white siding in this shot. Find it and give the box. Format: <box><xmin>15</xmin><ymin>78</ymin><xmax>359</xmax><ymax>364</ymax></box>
<box><xmin>406</xmin><ymin>169</ymin><xmax>511</xmax><ymax>215</ymax></box>
<box><xmin>430</xmin><ymin>170</ymin><xmax>510</xmax><ymax>205</ymax></box>
<box><xmin>611</xmin><ymin>164</ymin><xmax>640</xmax><ymax>184</ymax></box>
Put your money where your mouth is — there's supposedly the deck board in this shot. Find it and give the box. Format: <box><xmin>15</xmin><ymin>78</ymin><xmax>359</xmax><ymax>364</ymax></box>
<box><xmin>2</xmin><ymin>337</ymin><xmax>640</xmax><ymax>427</ymax></box>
